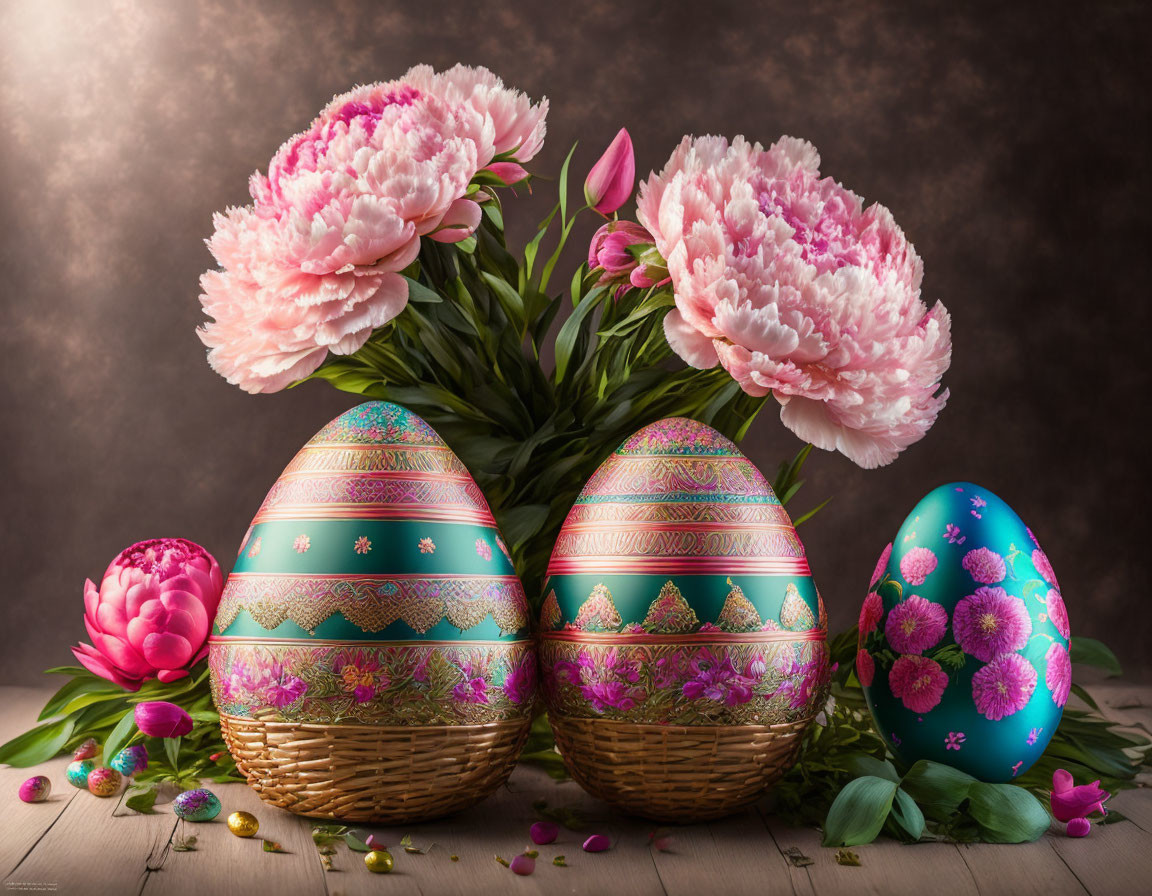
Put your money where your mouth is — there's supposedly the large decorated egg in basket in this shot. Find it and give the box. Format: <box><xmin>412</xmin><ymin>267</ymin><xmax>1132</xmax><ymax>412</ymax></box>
<box><xmin>208</xmin><ymin>402</ymin><xmax>535</xmax><ymax>822</ymax></box>
<box><xmin>539</xmin><ymin>418</ymin><xmax>829</xmax><ymax>822</ymax></box>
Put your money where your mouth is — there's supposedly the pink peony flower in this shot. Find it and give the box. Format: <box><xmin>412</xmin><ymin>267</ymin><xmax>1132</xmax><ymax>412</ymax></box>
<box><xmin>1051</xmin><ymin>769</ymin><xmax>1110</xmax><ymax>822</ymax></box>
<box><xmin>1032</xmin><ymin>547</ymin><xmax>1059</xmax><ymax>588</ymax></box>
<box><xmin>870</xmin><ymin>543</ymin><xmax>893</xmax><ymax>587</ymax></box>
<box><xmin>585</xmin><ymin>128</ymin><xmax>635</xmax><ymax>215</ymax></box>
<box><xmin>884</xmin><ymin>595</ymin><xmax>948</xmax><ymax>654</ymax></box>
<box><xmin>961</xmin><ymin>547</ymin><xmax>1006</xmax><ymax>584</ymax></box>
<box><xmin>952</xmin><ymin>586</ymin><xmax>1032</xmax><ymax>662</ymax></box>
<box><xmin>972</xmin><ymin>653</ymin><xmax>1037</xmax><ymax>720</ymax></box>
<box><xmin>856</xmin><ymin>649</ymin><xmax>875</xmax><ymax>687</ymax></box>
<box><xmin>1046</xmin><ymin>642</ymin><xmax>1071</xmax><ymax>707</ymax></box>
<box><xmin>73</xmin><ymin>538</ymin><xmax>223</xmax><ymax>690</ymax></box>
<box><xmin>199</xmin><ymin>65</ymin><xmax>548</xmax><ymax>393</ymax></box>
<box><xmin>1046</xmin><ymin>589</ymin><xmax>1070</xmax><ymax>639</ymax></box>
<box><xmin>888</xmin><ymin>654</ymin><xmax>948</xmax><ymax>713</ymax></box>
<box><xmin>637</xmin><ymin>135</ymin><xmax>950</xmax><ymax>468</ymax></box>
<box><xmin>899</xmin><ymin>547</ymin><xmax>938</xmax><ymax>586</ymax></box>
<box><xmin>134</xmin><ymin>701</ymin><xmax>193</xmax><ymax>738</ymax></box>
<box><xmin>858</xmin><ymin>591</ymin><xmax>884</xmax><ymax>637</ymax></box>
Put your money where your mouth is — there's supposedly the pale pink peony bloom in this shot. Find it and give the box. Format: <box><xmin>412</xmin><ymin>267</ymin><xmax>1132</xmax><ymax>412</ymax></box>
<box><xmin>1046</xmin><ymin>589</ymin><xmax>1070</xmax><ymax>639</ymax></box>
<box><xmin>870</xmin><ymin>542</ymin><xmax>893</xmax><ymax>587</ymax></box>
<box><xmin>73</xmin><ymin>539</ymin><xmax>223</xmax><ymax>690</ymax></box>
<box><xmin>637</xmin><ymin>135</ymin><xmax>950</xmax><ymax>468</ymax></box>
<box><xmin>885</xmin><ymin>595</ymin><xmax>948</xmax><ymax>655</ymax></box>
<box><xmin>972</xmin><ymin>653</ymin><xmax>1036</xmax><ymax>720</ymax></box>
<box><xmin>199</xmin><ymin>65</ymin><xmax>547</xmax><ymax>393</ymax></box>
<box><xmin>888</xmin><ymin>654</ymin><xmax>948</xmax><ymax>713</ymax></box>
<box><xmin>858</xmin><ymin>591</ymin><xmax>884</xmax><ymax>637</ymax></box>
<box><xmin>856</xmin><ymin>648</ymin><xmax>875</xmax><ymax>687</ymax></box>
<box><xmin>1046</xmin><ymin>642</ymin><xmax>1071</xmax><ymax>707</ymax></box>
<box><xmin>952</xmin><ymin>586</ymin><xmax>1032</xmax><ymax>663</ymax></box>
<box><xmin>961</xmin><ymin>547</ymin><xmax>1006</xmax><ymax>584</ymax></box>
<box><xmin>899</xmin><ymin>547</ymin><xmax>938</xmax><ymax>586</ymax></box>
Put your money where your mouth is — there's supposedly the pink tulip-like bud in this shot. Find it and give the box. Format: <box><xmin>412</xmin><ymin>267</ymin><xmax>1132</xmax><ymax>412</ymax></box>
<box><xmin>1066</xmin><ymin>818</ymin><xmax>1092</xmax><ymax>837</ymax></box>
<box><xmin>584</xmin><ymin>128</ymin><xmax>635</xmax><ymax>215</ymax></box>
<box><xmin>428</xmin><ymin>197</ymin><xmax>483</xmax><ymax>243</ymax></box>
<box><xmin>72</xmin><ymin>539</ymin><xmax>223</xmax><ymax>690</ymax></box>
<box><xmin>509</xmin><ymin>855</ymin><xmax>535</xmax><ymax>875</ymax></box>
<box><xmin>587</xmin><ymin>220</ymin><xmax>660</xmax><ymax>297</ymax></box>
<box><xmin>582</xmin><ymin>834</ymin><xmax>611</xmax><ymax>853</ymax></box>
<box><xmin>529</xmin><ymin>822</ymin><xmax>558</xmax><ymax>845</ymax></box>
<box><xmin>486</xmin><ymin>162</ymin><xmax>530</xmax><ymax>185</ymax></box>
<box><xmin>1051</xmin><ymin>768</ymin><xmax>1111</xmax><ymax>822</ymax></box>
<box><xmin>134</xmin><ymin>701</ymin><xmax>193</xmax><ymax>739</ymax></box>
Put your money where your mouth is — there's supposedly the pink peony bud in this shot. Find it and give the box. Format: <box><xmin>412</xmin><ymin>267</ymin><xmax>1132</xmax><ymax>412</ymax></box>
<box><xmin>485</xmin><ymin>162</ymin><xmax>529</xmax><ymax>185</ymax></box>
<box><xmin>71</xmin><ymin>539</ymin><xmax>223</xmax><ymax>690</ymax></box>
<box><xmin>134</xmin><ymin>701</ymin><xmax>193</xmax><ymax>739</ymax></box>
<box><xmin>1051</xmin><ymin>769</ymin><xmax>1111</xmax><ymax>822</ymax></box>
<box><xmin>587</xmin><ymin>220</ymin><xmax>659</xmax><ymax>298</ymax></box>
<box><xmin>584</xmin><ymin>128</ymin><xmax>635</xmax><ymax>215</ymax></box>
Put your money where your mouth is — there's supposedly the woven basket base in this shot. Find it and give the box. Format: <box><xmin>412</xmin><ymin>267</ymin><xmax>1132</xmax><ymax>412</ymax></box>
<box><xmin>550</xmin><ymin>715</ymin><xmax>811</xmax><ymax>822</ymax></box>
<box><xmin>220</xmin><ymin>713</ymin><xmax>531</xmax><ymax>823</ymax></box>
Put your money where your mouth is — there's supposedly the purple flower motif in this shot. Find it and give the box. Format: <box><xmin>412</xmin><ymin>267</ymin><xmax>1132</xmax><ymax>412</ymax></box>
<box><xmin>973</xmin><ymin>653</ymin><xmax>1037</xmax><ymax>720</ymax></box>
<box><xmin>870</xmin><ymin>543</ymin><xmax>893</xmax><ymax>587</ymax></box>
<box><xmin>943</xmin><ymin>524</ymin><xmax>965</xmax><ymax>545</ymax></box>
<box><xmin>1046</xmin><ymin>589</ymin><xmax>1070</xmax><ymax>639</ymax></box>
<box><xmin>970</xmin><ymin>509</ymin><xmax>982</xmax><ymax>519</ymax></box>
<box><xmin>1032</xmin><ymin>547</ymin><xmax>1058</xmax><ymax>587</ymax></box>
<box><xmin>266</xmin><ymin>673</ymin><xmax>308</xmax><ymax>708</ymax></box>
<box><xmin>952</xmin><ymin>586</ymin><xmax>1032</xmax><ymax>662</ymax></box>
<box><xmin>889</xmin><ymin>655</ymin><xmax>948</xmax><ymax>713</ymax></box>
<box><xmin>945</xmin><ymin>731</ymin><xmax>966</xmax><ymax>751</ymax></box>
<box><xmin>856</xmin><ymin>649</ymin><xmax>874</xmax><ymax>687</ymax></box>
<box><xmin>475</xmin><ymin>538</ymin><xmax>492</xmax><ymax>561</ymax></box>
<box><xmin>971</xmin><ymin>496</ymin><xmax>986</xmax><ymax>508</ymax></box>
<box><xmin>891</xmin><ymin>733</ymin><xmax>902</xmax><ymax>747</ymax></box>
<box><xmin>859</xmin><ymin>591</ymin><xmax>883</xmax><ymax>637</ymax></box>
<box><xmin>961</xmin><ymin>547</ymin><xmax>1006</xmax><ymax>584</ymax></box>
<box><xmin>502</xmin><ymin>654</ymin><xmax>537</xmax><ymax>705</ymax></box>
<box><xmin>1012</xmin><ymin>761</ymin><xmax>1024</xmax><ymax>777</ymax></box>
<box><xmin>1027</xmin><ymin>727</ymin><xmax>1043</xmax><ymax>746</ymax></box>
<box><xmin>899</xmin><ymin>547</ymin><xmax>938</xmax><ymax>586</ymax></box>
<box><xmin>682</xmin><ymin>648</ymin><xmax>755</xmax><ymax>706</ymax></box>
<box><xmin>577</xmin><ymin>649</ymin><xmax>643</xmax><ymax>713</ymax></box>
<box><xmin>885</xmin><ymin>596</ymin><xmax>948</xmax><ymax>654</ymax></box>
<box><xmin>453</xmin><ymin>675</ymin><xmax>490</xmax><ymax>704</ymax></box>
<box><xmin>1046</xmin><ymin>642</ymin><xmax>1071</xmax><ymax>707</ymax></box>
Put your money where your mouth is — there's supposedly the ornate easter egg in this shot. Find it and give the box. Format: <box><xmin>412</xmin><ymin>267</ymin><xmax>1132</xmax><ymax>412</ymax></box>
<box><xmin>208</xmin><ymin>402</ymin><xmax>534</xmax><ymax>823</ymax></box>
<box><xmin>87</xmin><ymin>767</ymin><xmax>122</xmax><ymax>797</ymax></box>
<box><xmin>173</xmin><ymin>788</ymin><xmax>221</xmax><ymax>821</ymax></box>
<box><xmin>109</xmin><ymin>745</ymin><xmax>148</xmax><ymax>777</ymax></box>
<box><xmin>66</xmin><ymin>760</ymin><xmax>95</xmax><ymax>789</ymax></box>
<box><xmin>19</xmin><ymin>776</ymin><xmax>52</xmax><ymax>803</ymax></box>
<box><xmin>539</xmin><ymin>417</ymin><xmax>829</xmax><ymax>821</ymax></box>
<box><xmin>858</xmin><ymin>482</ymin><xmax>1068</xmax><ymax>782</ymax></box>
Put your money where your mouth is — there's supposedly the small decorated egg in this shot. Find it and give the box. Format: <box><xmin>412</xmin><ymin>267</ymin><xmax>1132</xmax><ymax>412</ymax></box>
<box><xmin>19</xmin><ymin>776</ymin><xmax>52</xmax><ymax>803</ymax></box>
<box><xmin>73</xmin><ymin>738</ymin><xmax>99</xmax><ymax>761</ymax></box>
<box><xmin>109</xmin><ymin>745</ymin><xmax>148</xmax><ymax>777</ymax></box>
<box><xmin>87</xmin><ymin>767</ymin><xmax>122</xmax><ymax>797</ymax></box>
<box><xmin>172</xmin><ymin>788</ymin><xmax>222</xmax><ymax>821</ymax></box>
<box><xmin>227</xmin><ymin>811</ymin><xmax>259</xmax><ymax>837</ymax></box>
<box><xmin>66</xmin><ymin>759</ymin><xmax>96</xmax><ymax>789</ymax></box>
<box><xmin>858</xmin><ymin>482</ymin><xmax>1069</xmax><ymax>782</ymax></box>
<box><xmin>365</xmin><ymin>850</ymin><xmax>394</xmax><ymax>873</ymax></box>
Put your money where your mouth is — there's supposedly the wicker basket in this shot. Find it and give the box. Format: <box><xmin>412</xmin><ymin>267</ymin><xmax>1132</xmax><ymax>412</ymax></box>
<box><xmin>220</xmin><ymin>713</ymin><xmax>531</xmax><ymax>823</ymax></box>
<box><xmin>549</xmin><ymin>715</ymin><xmax>811</xmax><ymax>822</ymax></box>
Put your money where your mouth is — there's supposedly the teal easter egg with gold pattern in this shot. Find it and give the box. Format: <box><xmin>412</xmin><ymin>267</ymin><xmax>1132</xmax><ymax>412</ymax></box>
<box><xmin>208</xmin><ymin>402</ymin><xmax>535</xmax><ymax>822</ymax></box>
<box><xmin>858</xmin><ymin>482</ymin><xmax>1068</xmax><ymax>783</ymax></box>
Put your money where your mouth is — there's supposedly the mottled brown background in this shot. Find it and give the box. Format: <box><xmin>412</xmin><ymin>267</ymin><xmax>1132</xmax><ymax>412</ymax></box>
<box><xmin>1</xmin><ymin>0</ymin><xmax>1149</xmax><ymax>684</ymax></box>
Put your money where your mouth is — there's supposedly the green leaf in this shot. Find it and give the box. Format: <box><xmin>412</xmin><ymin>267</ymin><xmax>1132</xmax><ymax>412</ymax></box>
<box><xmin>553</xmin><ymin>286</ymin><xmax>605</xmax><ymax>383</ymax></box>
<box><xmin>497</xmin><ymin>504</ymin><xmax>550</xmax><ymax>551</ymax></box>
<box><xmin>900</xmin><ymin>760</ymin><xmax>978</xmax><ymax>819</ymax></box>
<box><xmin>843</xmin><ymin>754</ymin><xmax>900</xmax><ymax>783</ymax></box>
<box><xmin>187</xmin><ymin>710</ymin><xmax>221</xmax><ymax>723</ymax></box>
<box><xmin>125</xmin><ymin>786</ymin><xmax>159</xmax><ymax>814</ymax></box>
<box><xmin>38</xmin><ymin>675</ymin><xmax>123</xmax><ymax>722</ymax></box>
<box><xmin>164</xmin><ymin>736</ymin><xmax>181</xmax><ymax>771</ymax></box>
<box><xmin>890</xmin><ymin>788</ymin><xmax>926</xmax><ymax>841</ymax></box>
<box><xmin>822</xmin><ymin>776</ymin><xmax>899</xmax><ymax>846</ymax></box>
<box><xmin>967</xmin><ymin>783</ymin><xmax>1050</xmax><ymax>843</ymax></box>
<box><xmin>101</xmin><ymin>707</ymin><xmax>137</xmax><ymax>766</ymax></box>
<box><xmin>1070</xmin><ymin>637</ymin><xmax>1122</xmax><ymax>677</ymax></box>
<box><xmin>344</xmin><ymin>832</ymin><xmax>371</xmax><ymax>853</ymax></box>
<box><xmin>558</xmin><ymin>142</ymin><xmax>577</xmax><ymax>224</ymax></box>
<box><xmin>401</xmin><ymin>275</ymin><xmax>443</xmax><ymax>304</ymax></box>
<box><xmin>0</xmin><ymin>717</ymin><xmax>75</xmax><ymax>767</ymax></box>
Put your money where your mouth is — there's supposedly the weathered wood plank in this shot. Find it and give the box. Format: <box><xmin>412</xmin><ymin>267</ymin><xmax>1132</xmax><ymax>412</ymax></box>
<box><xmin>1047</xmin><ymin>812</ymin><xmax>1152</xmax><ymax>895</ymax></box>
<box><xmin>0</xmin><ymin>756</ymin><xmax>77</xmax><ymax>879</ymax></box>
<box><xmin>139</xmin><ymin>781</ymin><xmax>326</xmax><ymax>896</ymax></box>
<box><xmin>955</xmin><ymin>836</ymin><xmax>1088</xmax><ymax>896</ymax></box>
<box><xmin>1109</xmin><ymin>787</ymin><xmax>1152</xmax><ymax>832</ymax></box>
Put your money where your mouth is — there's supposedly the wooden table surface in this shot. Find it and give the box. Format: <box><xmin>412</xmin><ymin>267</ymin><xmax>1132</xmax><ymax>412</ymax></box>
<box><xmin>1</xmin><ymin>684</ymin><xmax>1149</xmax><ymax>896</ymax></box>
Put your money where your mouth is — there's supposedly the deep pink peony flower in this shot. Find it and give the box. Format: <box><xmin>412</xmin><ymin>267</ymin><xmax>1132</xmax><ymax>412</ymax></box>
<box><xmin>858</xmin><ymin>591</ymin><xmax>884</xmax><ymax>637</ymax></box>
<box><xmin>73</xmin><ymin>539</ymin><xmax>223</xmax><ymax>690</ymax></box>
<box><xmin>1046</xmin><ymin>642</ymin><xmax>1071</xmax><ymax>707</ymax></box>
<box><xmin>870</xmin><ymin>543</ymin><xmax>893</xmax><ymax>587</ymax></box>
<box><xmin>972</xmin><ymin>653</ymin><xmax>1037</xmax><ymax>720</ymax></box>
<box><xmin>1032</xmin><ymin>547</ymin><xmax>1059</xmax><ymax>588</ymax></box>
<box><xmin>856</xmin><ymin>649</ymin><xmax>875</xmax><ymax>687</ymax></box>
<box><xmin>199</xmin><ymin>65</ymin><xmax>548</xmax><ymax>393</ymax></box>
<box><xmin>885</xmin><ymin>595</ymin><xmax>948</xmax><ymax>655</ymax></box>
<box><xmin>952</xmin><ymin>586</ymin><xmax>1032</xmax><ymax>662</ymax></box>
<box><xmin>961</xmin><ymin>547</ymin><xmax>1006</xmax><ymax>584</ymax></box>
<box><xmin>1051</xmin><ymin>769</ymin><xmax>1110</xmax><ymax>822</ymax></box>
<box><xmin>888</xmin><ymin>654</ymin><xmax>948</xmax><ymax>713</ymax></box>
<box><xmin>134</xmin><ymin>701</ymin><xmax>193</xmax><ymax>738</ymax></box>
<box><xmin>899</xmin><ymin>547</ymin><xmax>938</xmax><ymax>586</ymax></box>
<box><xmin>637</xmin><ymin>135</ymin><xmax>951</xmax><ymax>468</ymax></box>
<box><xmin>1046</xmin><ymin>589</ymin><xmax>1070</xmax><ymax>639</ymax></box>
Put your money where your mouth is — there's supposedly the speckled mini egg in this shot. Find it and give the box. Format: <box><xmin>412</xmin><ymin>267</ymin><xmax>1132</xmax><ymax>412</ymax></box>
<box><xmin>172</xmin><ymin>788</ymin><xmax>221</xmax><ymax>821</ymax></box>
<box><xmin>19</xmin><ymin>776</ymin><xmax>52</xmax><ymax>803</ymax></box>
<box><xmin>66</xmin><ymin>759</ymin><xmax>95</xmax><ymax>789</ymax></box>
<box><xmin>538</xmin><ymin>417</ymin><xmax>829</xmax><ymax>819</ymax></box>
<box><xmin>207</xmin><ymin>402</ymin><xmax>535</xmax><ymax>822</ymax></box>
<box><xmin>87</xmin><ymin>767</ymin><xmax>122</xmax><ymax>797</ymax></box>
<box><xmin>858</xmin><ymin>482</ymin><xmax>1069</xmax><ymax>782</ymax></box>
<box><xmin>109</xmin><ymin>745</ymin><xmax>148</xmax><ymax>777</ymax></box>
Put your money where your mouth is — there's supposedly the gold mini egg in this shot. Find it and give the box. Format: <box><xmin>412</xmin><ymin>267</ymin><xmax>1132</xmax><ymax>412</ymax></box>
<box><xmin>227</xmin><ymin>811</ymin><xmax>259</xmax><ymax>838</ymax></box>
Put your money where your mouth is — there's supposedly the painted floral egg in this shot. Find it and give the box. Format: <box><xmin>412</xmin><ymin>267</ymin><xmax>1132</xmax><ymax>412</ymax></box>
<box><xmin>19</xmin><ymin>776</ymin><xmax>51</xmax><ymax>803</ymax></box>
<box><xmin>173</xmin><ymin>788</ymin><xmax>221</xmax><ymax>821</ymax></box>
<box><xmin>208</xmin><ymin>402</ymin><xmax>534</xmax><ymax>822</ymax></box>
<box><xmin>110</xmin><ymin>745</ymin><xmax>149</xmax><ymax>777</ymax></box>
<box><xmin>858</xmin><ymin>482</ymin><xmax>1069</xmax><ymax>782</ymax></box>
<box><xmin>87</xmin><ymin>767</ymin><xmax>122</xmax><ymax>797</ymax></box>
<box><xmin>66</xmin><ymin>759</ymin><xmax>95</xmax><ymax>789</ymax></box>
<box><xmin>539</xmin><ymin>417</ymin><xmax>829</xmax><ymax>820</ymax></box>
